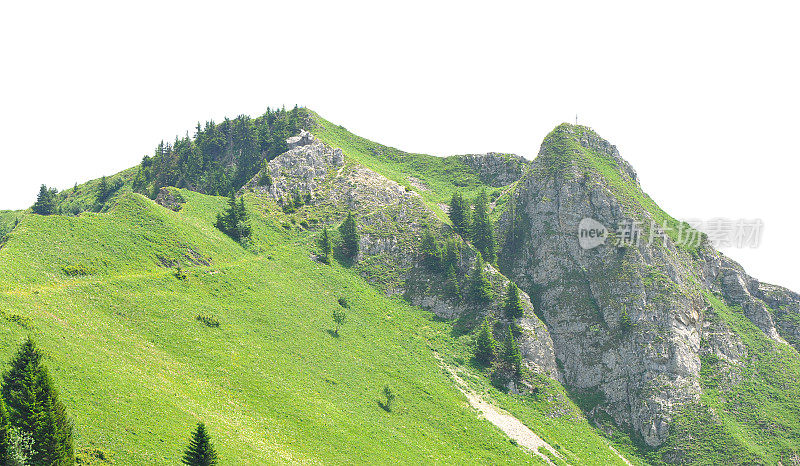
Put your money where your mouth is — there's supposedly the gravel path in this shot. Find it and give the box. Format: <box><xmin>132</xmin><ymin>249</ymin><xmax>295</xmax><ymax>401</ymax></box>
<box><xmin>437</xmin><ymin>356</ymin><xmax>562</xmax><ymax>464</ymax></box>
<box><xmin>437</xmin><ymin>355</ymin><xmax>633</xmax><ymax>466</ymax></box>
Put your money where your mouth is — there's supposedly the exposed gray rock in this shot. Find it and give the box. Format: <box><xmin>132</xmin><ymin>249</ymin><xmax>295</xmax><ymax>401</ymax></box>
<box><xmin>454</xmin><ymin>153</ymin><xmax>529</xmax><ymax>187</ymax></box>
<box><xmin>286</xmin><ymin>129</ymin><xmax>313</xmax><ymax>149</ymax></box>
<box><xmin>497</xmin><ymin>124</ymin><xmax>734</xmax><ymax>447</ymax></box>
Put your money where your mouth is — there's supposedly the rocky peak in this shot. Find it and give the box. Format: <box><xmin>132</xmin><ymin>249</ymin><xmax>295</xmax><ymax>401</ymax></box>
<box><xmin>496</xmin><ymin>123</ymin><xmax>781</xmax><ymax>447</ymax></box>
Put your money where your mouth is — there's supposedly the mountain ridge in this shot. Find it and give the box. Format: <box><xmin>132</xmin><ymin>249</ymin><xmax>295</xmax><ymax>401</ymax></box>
<box><xmin>1</xmin><ymin>108</ymin><xmax>799</xmax><ymax>464</ymax></box>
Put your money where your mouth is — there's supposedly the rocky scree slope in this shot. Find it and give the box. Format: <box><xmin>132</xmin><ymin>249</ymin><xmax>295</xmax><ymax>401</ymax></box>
<box><xmin>497</xmin><ymin>123</ymin><xmax>800</xmax><ymax>452</ymax></box>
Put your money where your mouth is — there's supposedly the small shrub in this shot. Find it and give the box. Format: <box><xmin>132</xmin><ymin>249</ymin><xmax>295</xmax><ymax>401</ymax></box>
<box><xmin>382</xmin><ymin>385</ymin><xmax>395</xmax><ymax>412</ymax></box>
<box><xmin>332</xmin><ymin>308</ymin><xmax>347</xmax><ymax>336</ymax></box>
<box><xmin>196</xmin><ymin>314</ymin><xmax>220</xmax><ymax>328</ymax></box>
<box><xmin>173</xmin><ymin>267</ymin><xmax>188</xmax><ymax>280</ymax></box>
<box><xmin>620</xmin><ymin>311</ymin><xmax>633</xmax><ymax>332</ymax></box>
<box><xmin>63</xmin><ymin>264</ymin><xmax>94</xmax><ymax>276</ymax></box>
<box><xmin>7</xmin><ymin>314</ymin><xmax>33</xmax><ymax>329</ymax></box>
<box><xmin>258</xmin><ymin>172</ymin><xmax>273</xmax><ymax>187</ymax></box>
<box><xmin>338</xmin><ymin>297</ymin><xmax>350</xmax><ymax>309</ymax></box>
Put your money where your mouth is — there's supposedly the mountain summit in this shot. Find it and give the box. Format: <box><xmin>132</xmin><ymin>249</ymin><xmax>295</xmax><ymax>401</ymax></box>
<box><xmin>1</xmin><ymin>109</ymin><xmax>799</xmax><ymax>464</ymax></box>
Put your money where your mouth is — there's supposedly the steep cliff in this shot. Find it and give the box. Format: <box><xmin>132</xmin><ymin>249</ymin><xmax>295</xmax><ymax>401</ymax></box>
<box><xmin>497</xmin><ymin>123</ymin><xmax>800</xmax><ymax>462</ymax></box>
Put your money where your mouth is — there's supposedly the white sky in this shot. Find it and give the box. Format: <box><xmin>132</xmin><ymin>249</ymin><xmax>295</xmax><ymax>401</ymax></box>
<box><xmin>1</xmin><ymin>1</ymin><xmax>798</xmax><ymax>291</ymax></box>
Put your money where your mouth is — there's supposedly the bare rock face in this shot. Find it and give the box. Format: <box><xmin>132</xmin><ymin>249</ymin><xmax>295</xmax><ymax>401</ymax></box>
<box><xmin>155</xmin><ymin>187</ymin><xmax>185</xmax><ymax>211</ymax></box>
<box><xmin>497</xmin><ymin>123</ymin><xmax>800</xmax><ymax>448</ymax></box>
<box><xmin>247</xmin><ymin>135</ymin><xmax>560</xmax><ymax>379</ymax></box>
<box><xmin>454</xmin><ymin>153</ymin><xmax>529</xmax><ymax>187</ymax></box>
<box><xmin>286</xmin><ymin>129</ymin><xmax>313</xmax><ymax>149</ymax></box>
<box><xmin>497</xmin><ymin>124</ymin><xmax>726</xmax><ymax>447</ymax></box>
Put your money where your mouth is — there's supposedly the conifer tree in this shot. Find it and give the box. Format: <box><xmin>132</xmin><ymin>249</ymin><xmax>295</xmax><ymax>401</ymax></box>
<box><xmin>2</xmin><ymin>338</ymin><xmax>74</xmax><ymax>465</ymax></box>
<box><xmin>472</xmin><ymin>190</ymin><xmax>496</xmax><ymax>264</ymax></box>
<box><xmin>215</xmin><ymin>193</ymin><xmax>250</xmax><ymax>241</ymax></box>
<box><xmin>31</xmin><ymin>184</ymin><xmax>58</xmax><ymax>215</ymax></box>
<box><xmin>319</xmin><ymin>227</ymin><xmax>332</xmax><ymax>264</ymax></box>
<box><xmin>420</xmin><ymin>227</ymin><xmax>441</xmax><ymax>271</ymax></box>
<box><xmin>469</xmin><ymin>252</ymin><xmax>494</xmax><ymax>303</ymax></box>
<box><xmin>339</xmin><ymin>212</ymin><xmax>359</xmax><ymax>258</ymax></box>
<box><xmin>0</xmin><ymin>396</ymin><xmax>9</xmax><ymax>465</ymax></box>
<box><xmin>503</xmin><ymin>326</ymin><xmax>523</xmax><ymax>376</ymax></box>
<box><xmin>444</xmin><ymin>264</ymin><xmax>461</xmax><ymax>299</ymax></box>
<box><xmin>505</xmin><ymin>282</ymin><xmax>524</xmax><ymax>320</ymax></box>
<box><xmin>442</xmin><ymin>238</ymin><xmax>460</xmax><ymax>270</ymax></box>
<box><xmin>448</xmin><ymin>192</ymin><xmax>471</xmax><ymax>237</ymax></box>
<box><xmin>97</xmin><ymin>176</ymin><xmax>110</xmax><ymax>202</ymax></box>
<box><xmin>475</xmin><ymin>318</ymin><xmax>496</xmax><ymax>365</ymax></box>
<box><xmin>181</xmin><ymin>422</ymin><xmax>218</xmax><ymax>466</ymax></box>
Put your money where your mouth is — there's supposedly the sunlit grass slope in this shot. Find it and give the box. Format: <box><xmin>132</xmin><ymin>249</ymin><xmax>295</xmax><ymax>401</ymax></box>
<box><xmin>0</xmin><ymin>190</ymin><xmax>541</xmax><ymax>464</ymax></box>
<box><xmin>307</xmin><ymin>110</ymin><xmax>511</xmax><ymax>222</ymax></box>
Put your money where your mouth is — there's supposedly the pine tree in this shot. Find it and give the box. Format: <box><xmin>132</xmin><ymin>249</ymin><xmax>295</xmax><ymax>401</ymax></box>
<box><xmin>420</xmin><ymin>227</ymin><xmax>441</xmax><ymax>271</ymax></box>
<box><xmin>472</xmin><ymin>190</ymin><xmax>496</xmax><ymax>264</ymax></box>
<box><xmin>319</xmin><ymin>227</ymin><xmax>332</xmax><ymax>264</ymax></box>
<box><xmin>444</xmin><ymin>264</ymin><xmax>461</xmax><ymax>299</ymax></box>
<box><xmin>97</xmin><ymin>176</ymin><xmax>110</xmax><ymax>202</ymax></box>
<box><xmin>475</xmin><ymin>318</ymin><xmax>496</xmax><ymax>365</ymax></box>
<box><xmin>503</xmin><ymin>326</ymin><xmax>523</xmax><ymax>375</ymax></box>
<box><xmin>339</xmin><ymin>212</ymin><xmax>359</xmax><ymax>258</ymax></box>
<box><xmin>181</xmin><ymin>422</ymin><xmax>218</xmax><ymax>466</ymax></box>
<box><xmin>469</xmin><ymin>252</ymin><xmax>494</xmax><ymax>303</ymax></box>
<box><xmin>448</xmin><ymin>192</ymin><xmax>471</xmax><ymax>237</ymax></box>
<box><xmin>0</xmin><ymin>396</ymin><xmax>9</xmax><ymax>465</ymax></box>
<box><xmin>505</xmin><ymin>282</ymin><xmax>524</xmax><ymax>320</ymax></box>
<box><xmin>215</xmin><ymin>193</ymin><xmax>250</xmax><ymax>241</ymax></box>
<box><xmin>442</xmin><ymin>238</ymin><xmax>460</xmax><ymax>270</ymax></box>
<box><xmin>31</xmin><ymin>184</ymin><xmax>57</xmax><ymax>215</ymax></box>
<box><xmin>2</xmin><ymin>338</ymin><xmax>74</xmax><ymax>465</ymax></box>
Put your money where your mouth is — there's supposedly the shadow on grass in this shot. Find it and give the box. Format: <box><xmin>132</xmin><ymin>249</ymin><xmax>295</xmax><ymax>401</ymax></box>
<box><xmin>325</xmin><ymin>329</ymin><xmax>340</xmax><ymax>338</ymax></box>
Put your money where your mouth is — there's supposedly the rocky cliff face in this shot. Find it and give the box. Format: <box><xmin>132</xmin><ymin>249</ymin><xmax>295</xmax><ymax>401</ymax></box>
<box><xmin>497</xmin><ymin>123</ymin><xmax>800</xmax><ymax>447</ymax></box>
<box><xmin>246</xmin><ymin>133</ymin><xmax>560</xmax><ymax>379</ymax></box>
<box><xmin>454</xmin><ymin>153</ymin><xmax>529</xmax><ymax>187</ymax></box>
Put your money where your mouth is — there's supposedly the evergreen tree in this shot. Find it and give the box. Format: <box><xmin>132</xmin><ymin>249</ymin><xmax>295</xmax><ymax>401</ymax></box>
<box><xmin>215</xmin><ymin>193</ymin><xmax>250</xmax><ymax>241</ymax></box>
<box><xmin>420</xmin><ymin>227</ymin><xmax>441</xmax><ymax>271</ymax></box>
<box><xmin>339</xmin><ymin>212</ymin><xmax>359</xmax><ymax>258</ymax></box>
<box><xmin>502</xmin><ymin>326</ymin><xmax>523</xmax><ymax>375</ymax></box>
<box><xmin>181</xmin><ymin>422</ymin><xmax>218</xmax><ymax>466</ymax></box>
<box><xmin>444</xmin><ymin>264</ymin><xmax>461</xmax><ymax>299</ymax></box>
<box><xmin>319</xmin><ymin>227</ymin><xmax>332</xmax><ymax>264</ymax></box>
<box><xmin>472</xmin><ymin>190</ymin><xmax>496</xmax><ymax>264</ymax></box>
<box><xmin>31</xmin><ymin>185</ymin><xmax>57</xmax><ymax>215</ymax></box>
<box><xmin>448</xmin><ymin>192</ymin><xmax>471</xmax><ymax>237</ymax></box>
<box><xmin>475</xmin><ymin>318</ymin><xmax>496</xmax><ymax>365</ymax></box>
<box><xmin>442</xmin><ymin>238</ymin><xmax>461</xmax><ymax>270</ymax></box>
<box><xmin>468</xmin><ymin>252</ymin><xmax>494</xmax><ymax>303</ymax></box>
<box><xmin>2</xmin><ymin>338</ymin><xmax>74</xmax><ymax>465</ymax></box>
<box><xmin>97</xmin><ymin>176</ymin><xmax>110</xmax><ymax>202</ymax></box>
<box><xmin>0</xmin><ymin>396</ymin><xmax>9</xmax><ymax>465</ymax></box>
<box><xmin>504</xmin><ymin>282</ymin><xmax>524</xmax><ymax>320</ymax></box>
<box><xmin>501</xmin><ymin>196</ymin><xmax>525</xmax><ymax>262</ymax></box>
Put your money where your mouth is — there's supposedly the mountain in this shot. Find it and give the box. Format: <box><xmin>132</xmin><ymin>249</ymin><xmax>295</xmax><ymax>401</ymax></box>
<box><xmin>1</xmin><ymin>108</ymin><xmax>799</xmax><ymax>464</ymax></box>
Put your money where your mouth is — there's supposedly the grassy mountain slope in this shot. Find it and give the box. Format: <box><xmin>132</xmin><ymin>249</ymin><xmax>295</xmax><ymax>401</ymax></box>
<box><xmin>308</xmin><ymin>111</ymin><xmax>512</xmax><ymax>222</ymax></box>
<box><xmin>0</xmin><ymin>187</ymin><xmax>630</xmax><ymax>464</ymax></box>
